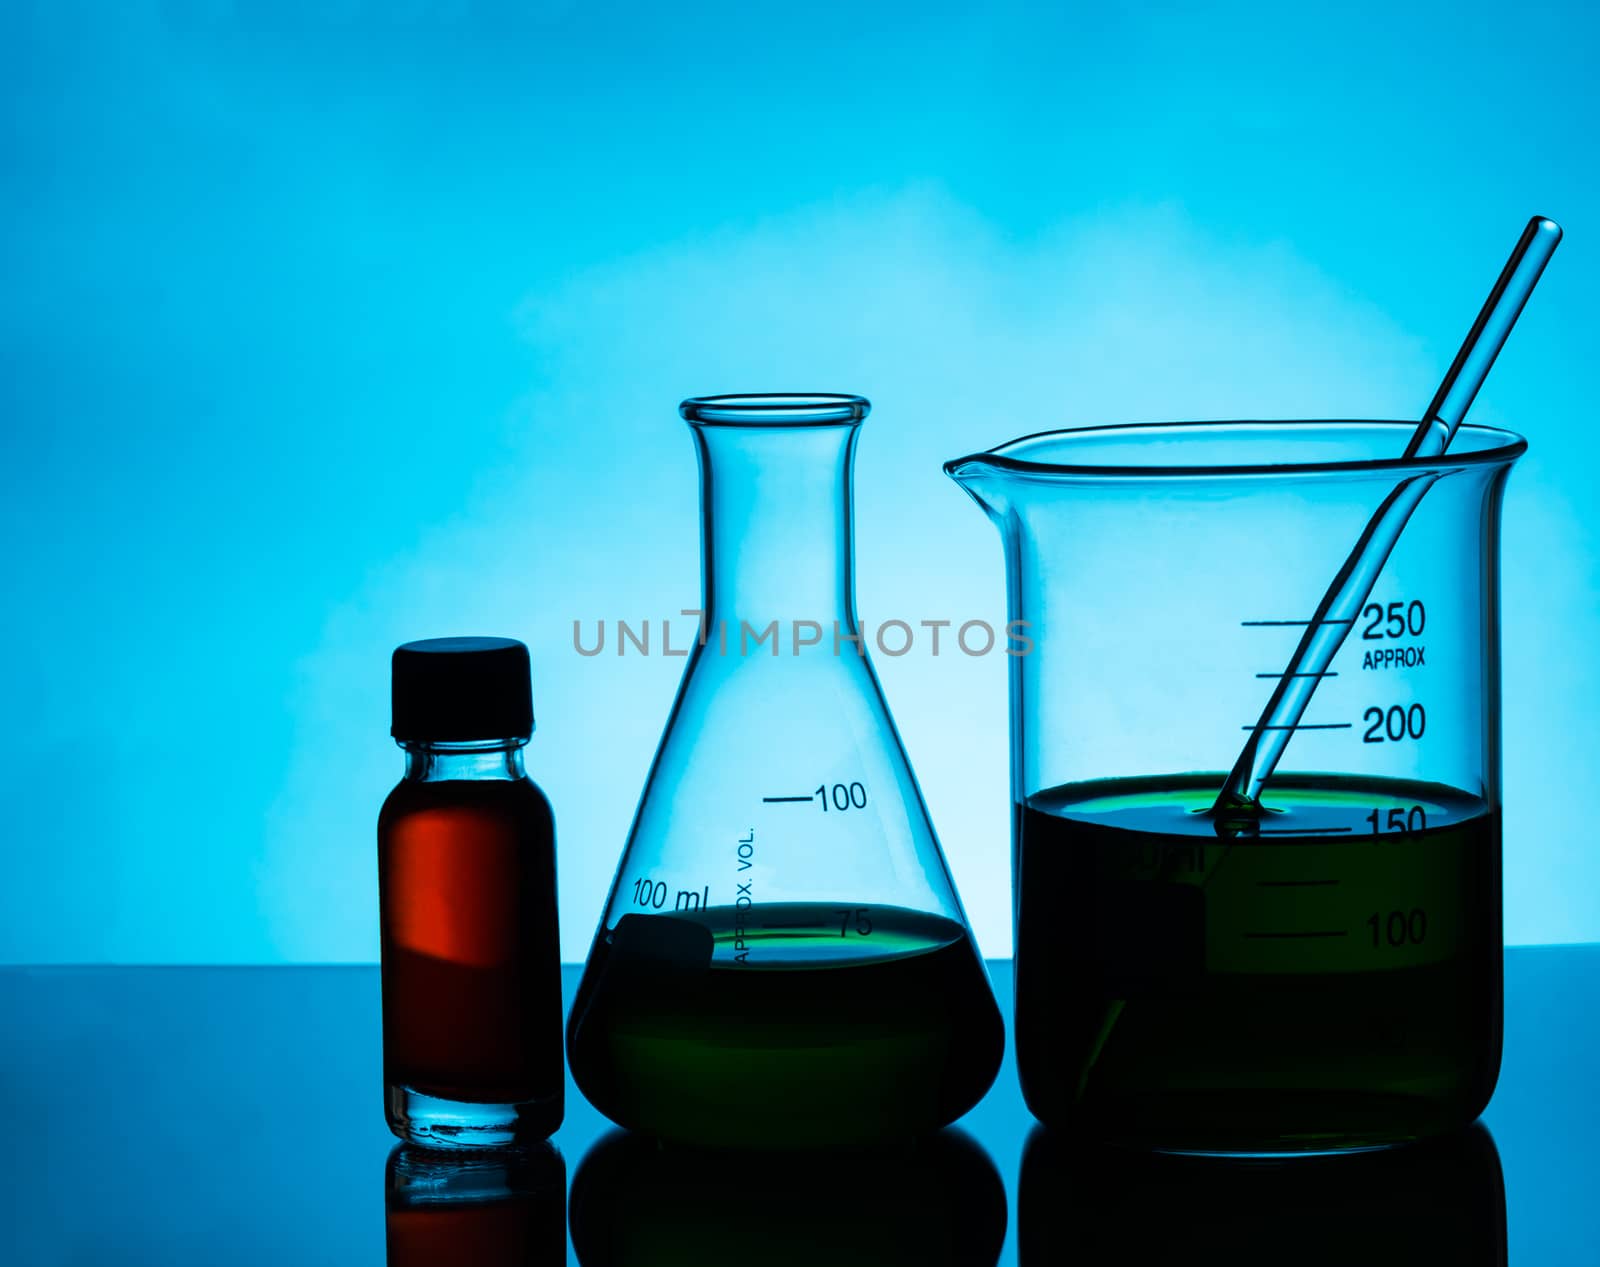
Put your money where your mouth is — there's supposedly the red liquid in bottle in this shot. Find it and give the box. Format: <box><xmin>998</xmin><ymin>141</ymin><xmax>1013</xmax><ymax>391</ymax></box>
<box><xmin>379</xmin><ymin>776</ymin><xmax>561</xmax><ymax>1117</ymax></box>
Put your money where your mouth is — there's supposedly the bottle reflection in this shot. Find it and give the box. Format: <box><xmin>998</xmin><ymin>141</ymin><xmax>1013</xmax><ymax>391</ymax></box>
<box><xmin>386</xmin><ymin>1142</ymin><xmax>566</xmax><ymax>1266</ymax></box>
<box><xmin>1020</xmin><ymin>1124</ymin><xmax>1506</xmax><ymax>1265</ymax></box>
<box><xmin>570</xmin><ymin>1129</ymin><xmax>1006</xmax><ymax>1267</ymax></box>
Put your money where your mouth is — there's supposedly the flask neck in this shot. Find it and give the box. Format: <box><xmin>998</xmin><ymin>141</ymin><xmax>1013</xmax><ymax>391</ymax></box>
<box><xmin>693</xmin><ymin>421</ymin><xmax>860</xmax><ymax>629</ymax></box>
<box><xmin>400</xmin><ymin>739</ymin><xmax>528</xmax><ymax>782</ymax></box>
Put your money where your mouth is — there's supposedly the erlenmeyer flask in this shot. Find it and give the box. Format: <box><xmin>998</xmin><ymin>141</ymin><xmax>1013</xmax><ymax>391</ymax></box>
<box><xmin>568</xmin><ymin>393</ymin><xmax>1003</xmax><ymax>1150</ymax></box>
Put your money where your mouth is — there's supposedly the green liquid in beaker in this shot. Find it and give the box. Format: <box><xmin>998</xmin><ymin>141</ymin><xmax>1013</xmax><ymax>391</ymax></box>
<box><xmin>1015</xmin><ymin>773</ymin><xmax>1501</xmax><ymax>1152</ymax></box>
<box><xmin>567</xmin><ymin>902</ymin><xmax>1004</xmax><ymax>1150</ymax></box>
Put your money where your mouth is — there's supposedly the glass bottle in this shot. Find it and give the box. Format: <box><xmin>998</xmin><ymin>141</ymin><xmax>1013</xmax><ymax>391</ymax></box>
<box><xmin>567</xmin><ymin>393</ymin><xmax>1003</xmax><ymax>1150</ymax></box>
<box><xmin>378</xmin><ymin>636</ymin><xmax>563</xmax><ymax>1147</ymax></box>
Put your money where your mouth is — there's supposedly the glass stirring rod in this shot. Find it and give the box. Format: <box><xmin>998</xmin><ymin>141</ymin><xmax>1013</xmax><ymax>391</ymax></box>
<box><xmin>1215</xmin><ymin>216</ymin><xmax>1563</xmax><ymax>813</ymax></box>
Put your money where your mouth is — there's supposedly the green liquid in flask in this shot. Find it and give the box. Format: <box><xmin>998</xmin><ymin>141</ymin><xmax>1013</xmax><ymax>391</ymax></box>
<box><xmin>1015</xmin><ymin>773</ymin><xmax>1501</xmax><ymax>1152</ymax></box>
<box><xmin>567</xmin><ymin>902</ymin><xmax>1004</xmax><ymax>1150</ymax></box>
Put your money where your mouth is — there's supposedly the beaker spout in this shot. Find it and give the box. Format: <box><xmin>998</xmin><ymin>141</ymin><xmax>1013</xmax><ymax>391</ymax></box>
<box><xmin>943</xmin><ymin>455</ymin><xmax>1013</xmax><ymax>525</ymax></box>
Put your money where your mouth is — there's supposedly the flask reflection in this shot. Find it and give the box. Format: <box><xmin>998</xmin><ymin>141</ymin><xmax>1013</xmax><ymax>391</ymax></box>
<box><xmin>570</xmin><ymin>1128</ymin><xmax>1006</xmax><ymax>1266</ymax></box>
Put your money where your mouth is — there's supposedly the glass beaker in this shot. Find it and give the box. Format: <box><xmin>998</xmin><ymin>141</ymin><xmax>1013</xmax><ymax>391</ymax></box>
<box><xmin>568</xmin><ymin>394</ymin><xmax>1004</xmax><ymax>1151</ymax></box>
<box><xmin>947</xmin><ymin>420</ymin><xmax>1524</xmax><ymax>1153</ymax></box>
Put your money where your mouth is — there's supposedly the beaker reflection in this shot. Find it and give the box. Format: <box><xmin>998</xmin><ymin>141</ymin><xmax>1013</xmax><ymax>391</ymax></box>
<box><xmin>570</xmin><ymin>1128</ymin><xmax>1006</xmax><ymax>1267</ymax></box>
<box><xmin>385</xmin><ymin>1142</ymin><xmax>566</xmax><ymax>1266</ymax></box>
<box><xmin>1019</xmin><ymin>1123</ymin><xmax>1506</xmax><ymax>1265</ymax></box>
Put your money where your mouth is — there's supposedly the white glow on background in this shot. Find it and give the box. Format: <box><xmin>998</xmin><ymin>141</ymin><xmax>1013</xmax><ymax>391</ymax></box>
<box><xmin>259</xmin><ymin>190</ymin><xmax>1594</xmax><ymax>961</ymax></box>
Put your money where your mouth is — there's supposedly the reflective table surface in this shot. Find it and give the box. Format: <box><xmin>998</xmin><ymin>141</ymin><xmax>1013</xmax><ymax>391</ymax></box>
<box><xmin>2</xmin><ymin>951</ymin><xmax>1596</xmax><ymax>1264</ymax></box>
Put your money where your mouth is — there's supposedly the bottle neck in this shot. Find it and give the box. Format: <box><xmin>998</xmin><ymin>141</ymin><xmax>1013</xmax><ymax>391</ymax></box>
<box><xmin>400</xmin><ymin>739</ymin><xmax>528</xmax><ymax>782</ymax></box>
<box><xmin>693</xmin><ymin>420</ymin><xmax>860</xmax><ymax>629</ymax></box>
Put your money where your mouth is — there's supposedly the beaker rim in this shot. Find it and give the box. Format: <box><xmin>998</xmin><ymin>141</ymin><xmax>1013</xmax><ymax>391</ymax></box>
<box><xmin>680</xmin><ymin>393</ymin><xmax>871</xmax><ymax>426</ymax></box>
<box><xmin>944</xmin><ymin>420</ymin><xmax>1527</xmax><ymax>481</ymax></box>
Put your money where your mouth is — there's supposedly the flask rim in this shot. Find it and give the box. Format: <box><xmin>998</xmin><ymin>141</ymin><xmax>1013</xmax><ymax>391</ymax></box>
<box><xmin>945</xmin><ymin>419</ymin><xmax>1527</xmax><ymax>482</ymax></box>
<box><xmin>680</xmin><ymin>393</ymin><xmax>870</xmax><ymax>426</ymax></box>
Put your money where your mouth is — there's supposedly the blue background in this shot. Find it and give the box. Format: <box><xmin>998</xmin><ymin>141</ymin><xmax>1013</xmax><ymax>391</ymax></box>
<box><xmin>1</xmin><ymin>0</ymin><xmax>1593</xmax><ymax>963</ymax></box>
